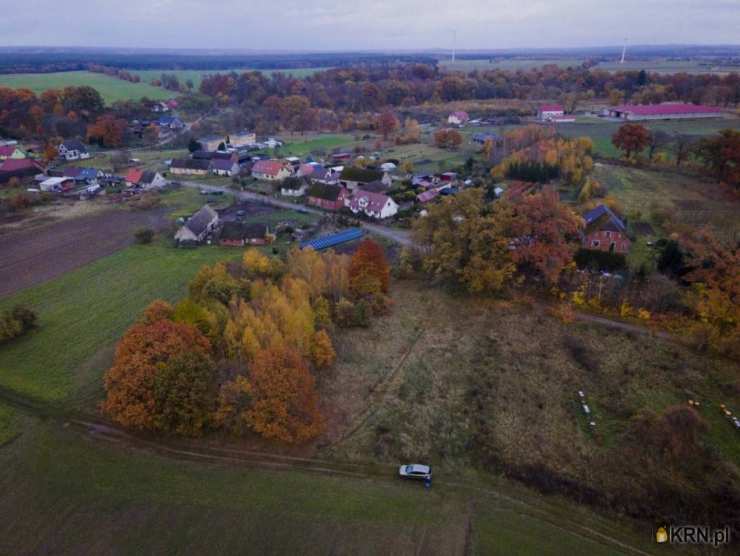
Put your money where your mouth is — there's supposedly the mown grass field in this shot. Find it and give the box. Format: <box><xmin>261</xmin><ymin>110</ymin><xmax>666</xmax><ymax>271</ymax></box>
<box><xmin>131</xmin><ymin>67</ymin><xmax>330</xmax><ymax>87</ymax></box>
<box><xmin>0</xmin><ymin>414</ymin><xmax>650</xmax><ymax>555</ymax></box>
<box><xmin>0</xmin><ymin>242</ymin><xmax>240</xmax><ymax>402</ymax></box>
<box><xmin>595</xmin><ymin>59</ymin><xmax>740</xmax><ymax>75</ymax></box>
<box><xmin>278</xmin><ymin>133</ymin><xmax>359</xmax><ymax>157</ymax></box>
<box><xmin>0</xmin><ymin>71</ymin><xmax>174</xmax><ymax>104</ymax></box>
<box><xmin>0</xmin><ymin>403</ymin><xmax>17</xmax><ymax>445</ymax></box>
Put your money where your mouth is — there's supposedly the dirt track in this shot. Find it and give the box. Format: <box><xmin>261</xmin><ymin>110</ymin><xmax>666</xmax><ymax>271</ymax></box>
<box><xmin>0</xmin><ymin>208</ymin><xmax>169</xmax><ymax>298</ymax></box>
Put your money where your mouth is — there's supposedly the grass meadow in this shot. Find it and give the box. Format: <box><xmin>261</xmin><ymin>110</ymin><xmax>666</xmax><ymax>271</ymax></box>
<box><xmin>0</xmin><ymin>71</ymin><xmax>174</xmax><ymax>104</ymax></box>
<box><xmin>131</xmin><ymin>67</ymin><xmax>331</xmax><ymax>88</ymax></box>
<box><xmin>0</xmin><ymin>241</ymin><xmax>240</xmax><ymax>403</ymax></box>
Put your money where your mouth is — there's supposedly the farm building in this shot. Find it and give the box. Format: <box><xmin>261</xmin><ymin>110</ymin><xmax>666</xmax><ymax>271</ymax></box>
<box><xmin>538</xmin><ymin>104</ymin><xmax>565</xmax><ymax>121</ymax></box>
<box><xmin>605</xmin><ymin>103</ymin><xmax>723</xmax><ymax>121</ymax></box>
<box><xmin>252</xmin><ymin>160</ymin><xmax>292</xmax><ymax>181</ymax></box>
<box><xmin>219</xmin><ymin>222</ymin><xmax>270</xmax><ymax>247</ymax></box>
<box><xmin>301</xmin><ymin>228</ymin><xmax>364</xmax><ymax>251</ymax></box>
<box><xmin>582</xmin><ymin>204</ymin><xmax>631</xmax><ymax>255</ymax></box>
<box><xmin>125</xmin><ymin>168</ymin><xmax>167</xmax><ymax>189</ymax></box>
<box><xmin>228</xmin><ymin>130</ymin><xmax>256</xmax><ymax>146</ymax></box>
<box><xmin>280</xmin><ymin>177</ymin><xmax>309</xmax><ymax>197</ymax></box>
<box><xmin>0</xmin><ymin>158</ymin><xmax>43</xmax><ymax>183</ymax></box>
<box><xmin>0</xmin><ymin>145</ymin><xmax>26</xmax><ymax>160</ymax></box>
<box><xmin>39</xmin><ymin>176</ymin><xmax>75</xmax><ymax>192</ymax></box>
<box><xmin>339</xmin><ymin>167</ymin><xmax>390</xmax><ymax>191</ymax></box>
<box><xmin>198</xmin><ymin>135</ymin><xmax>225</xmax><ymax>151</ymax></box>
<box><xmin>210</xmin><ymin>159</ymin><xmax>240</xmax><ymax>177</ymax></box>
<box><xmin>170</xmin><ymin>159</ymin><xmax>210</xmax><ymax>176</ymax></box>
<box><xmin>307</xmin><ymin>183</ymin><xmax>347</xmax><ymax>211</ymax></box>
<box><xmin>417</xmin><ymin>188</ymin><xmax>441</xmax><ymax>204</ymax></box>
<box><xmin>57</xmin><ymin>139</ymin><xmax>90</xmax><ymax>161</ymax></box>
<box><xmin>175</xmin><ymin>205</ymin><xmax>219</xmax><ymax>244</ymax></box>
<box><xmin>157</xmin><ymin>116</ymin><xmax>185</xmax><ymax>131</ymax></box>
<box><xmin>346</xmin><ymin>190</ymin><xmax>399</xmax><ymax>219</ymax></box>
<box><xmin>447</xmin><ymin>111</ymin><xmax>470</xmax><ymax>125</ymax></box>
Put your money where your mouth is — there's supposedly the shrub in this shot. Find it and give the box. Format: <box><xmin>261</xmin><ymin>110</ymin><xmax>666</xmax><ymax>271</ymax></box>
<box><xmin>134</xmin><ymin>227</ymin><xmax>155</xmax><ymax>244</ymax></box>
<box><xmin>0</xmin><ymin>305</ymin><xmax>38</xmax><ymax>344</ymax></box>
<box><xmin>574</xmin><ymin>248</ymin><xmax>626</xmax><ymax>272</ymax></box>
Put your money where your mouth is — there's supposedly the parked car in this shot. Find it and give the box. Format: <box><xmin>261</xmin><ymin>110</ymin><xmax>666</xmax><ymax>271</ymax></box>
<box><xmin>398</xmin><ymin>464</ymin><xmax>432</xmax><ymax>480</ymax></box>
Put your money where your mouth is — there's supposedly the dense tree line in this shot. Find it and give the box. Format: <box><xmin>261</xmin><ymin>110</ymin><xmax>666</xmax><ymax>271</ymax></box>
<box><xmin>191</xmin><ymin>63</ymin><xmax>740</xmax><ymax>133</ymax></box>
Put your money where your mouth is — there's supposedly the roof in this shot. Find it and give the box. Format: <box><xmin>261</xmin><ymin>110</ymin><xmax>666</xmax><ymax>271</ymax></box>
<box><xmin>185</xmin><ymin>205</ymin><xmax>218</xmax><ymax>236</ymax></box>
<box><xmin>611</xmin><ymin>103</ymin><xmax>722</xmax><ymax>116</ymax></box>
<box><xmin>0</xmin><ymin>158</ymin><xmax>42</xmax><ymax>173</ymax></box>
<box><xmin>125</xmin><ymin>168</ymin><xmax>144</xmax><ymax>184</ymax></box>
<box><xmin>583</xmin><ymin>204</ymin><xmax>627</xmax><ymax>234</ymax></box>
<box><xmin>281</xmin><ymin>176</ymin><xmax>307</xmax><ymax>190</ymax></box>
<box><xmin>61</xmin><ymin>139</ymin><xmax>87</xmax><ymax>151</ymax></box>
<box><xmin>301</xmin><ymin>228</ymin><xmax>364</xmax><ymax>251</ymax></box>
<box><xmin>540</xmin><ymin>104</ymin><xmax>564</xmax><ymax>112</ymax></box>
<box><xmin>140</xmin><ymin>171</ymin><xmax>158</xmax><ymax>184</ymax></box>
<box><xmin>220</xmin><ymin>221</ymin><xmax>267</xmax><ymax>240</ymax></box>
<box><xmin>171</xmin><ymin>159</ymin><xmax>210</xmax><ymax>171</ymax></box>
<box><xmin>339</xmin><ymin>166</ymin><xmax>382</xmax><ymax>183</ymax></box>
<box><xmin>449</xmin><ymin>111</ymin><xmax>469</xmax><ymax>119</ymax></box>
<box><xmin>0</xmin><ymin>145</ymin><xmax>21</xmax><ymax>157</ymax></box>
<box><xmin>210</xmin><ymin>159</ymin><xmax>237</xmax><ymax>171</ymax></box>
<box><xmin>307</xmin><ymin>182</ymin><xmax>343</xmax><ymax>201</ymax></box>
<box><xmin>252</xmin><ymin>159</ymin><xmax>287</xmax><ymax>176</ymax></box>
<box><xmin>472</xmin><ymin>132</ymin><xmax>501</xmax><ymax>143</ymax></box>
<box><xmin>348</xmin><ymin>190</ymin><xmax>395</xmax><ymax>213</ymax></box>
<box><xmin>362</xmin><ymin>180</ymin><xmax>388</xmax><ymax>193</ymax></box>
<box><xmin>417</xmin><ymin>189</ymin><xmax>440</xmax><ymax>203</ymax></box>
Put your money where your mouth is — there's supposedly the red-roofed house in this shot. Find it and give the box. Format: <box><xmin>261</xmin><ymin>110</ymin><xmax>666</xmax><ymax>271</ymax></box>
<box><xmin>0</xmin><ymin>158</ymin><xmax>43</xmax><ymax>183</ymax></box>
<box><xmin>538</xmin><ymin>104</ymin><xmax>565</xmax><ymax>121</ymax></box>
<box><xmin>0</xmin><ymin>145</ymin><xmax>26</xmax><ymax>160</ymax></box>
<box><xmin>125</xmin><ymin>168</ymin><xmax>167</xmax><ymax>189</ymax></box>
<box><xmin>606</xmin><ymin>103</ymin><xmax>723</xmax><ymax>121</ymax></box>
<box><xmin>251</xmin><ymin>160</ymin><xmax>292</xmax><ymax>181</ymax></box>
<box><xmin>447</xmin><ymin>111</ymin><xmax>469</xmax><ymax>125</ymax></box>
<box><xmin>346</xmin><ymin>190</ymin><xmax>399</xmax><ymax>219</ymax></box>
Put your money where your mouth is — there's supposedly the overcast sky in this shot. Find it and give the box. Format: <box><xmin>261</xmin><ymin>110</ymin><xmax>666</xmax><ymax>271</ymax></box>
<box><xmin>1</xmin><ymin>0</ymin><xmax>738</xmax><ymax>50</ymax></box>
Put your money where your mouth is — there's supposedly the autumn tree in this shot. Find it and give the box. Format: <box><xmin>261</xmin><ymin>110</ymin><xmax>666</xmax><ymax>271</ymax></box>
<box><xmin>377</xmin><ymin>109</ymin><xmax>399</xmax><ymax>140</ymax></box>
<box><xmin>694</xmin><ymin>129</ymin><xmax>740</xmax><ymax>188</ymax></box>
<box><xmin>612</xmin><ymin>123</ymin><xmax>651</xmax><ymax>159</ymax></box>
<box><xmin>102</xmin><ymin>304</ymin><xmax>215</xmax><ymax>435</ymax></box>
<box><xmin>247</xmin><ymin>346</ymin><xmax>323</xmax><ymax>443</ymax></box>
<box><xmin>349</xmin><ymin>239</ymin><xmax>390</xmax><ymax>297</ymax></box>
<box><xmin>86</xmin><ymin>114</ymin><xmax>127</xmax><ymax>147</ymax></box>
<box><xmin>413</xmin><ymin>188</ymin><xmax>517</xmax><ymax>294</ymax></box>
<box><xmin>509</xmin><ymin>191</ymin><xmax>583</xmax><ymax>284</ymax></box>
<box><xmin>311</xmin><ymin>329</ymin><xmax>336</xmax><ymax>369</ymax></box>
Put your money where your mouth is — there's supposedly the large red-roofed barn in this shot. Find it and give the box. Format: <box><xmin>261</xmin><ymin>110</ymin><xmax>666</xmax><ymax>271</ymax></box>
<box><xmin>607</xmin><ymin>103</ymin><xmax>722</xmax><ymax>121</ymax></box>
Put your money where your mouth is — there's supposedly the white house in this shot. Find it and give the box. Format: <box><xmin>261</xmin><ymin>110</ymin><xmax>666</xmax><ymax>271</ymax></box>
<box><xmin>280</xmin><ymin>177</ymin><xmax>308</xmax><ymax>197</ymax></box>
<box><xmin>174</xmin><ymin>205</ymin><xmax>219</xmax><ymax>243</ymax></box>
<box><xmin>228</xmin><ymin>130</ymin><xmax>256</xmax><ymax>147</ymax></box>
<box><xmin>447</xmin><ymin>111</ymin><xmax>469</xmax><ymax>126</ymax></box>
<box><xmin>538</xmin><ymin>104</ymin><xmax>565</xmax><ymax>121</ymax></box>
<box><xmin>251</xmin><ymin>160</ymin><xmax>292</xmax><ymax>181</ymax></box>
<box><xmin>57</xmin><ymin>140</ymin><xmax>90</xmax><ymax>161</ymax></box>
<box><xmin>346</xmin><ymin>190</ymin><xmax>399</xmax><ymax>219</ymax></box>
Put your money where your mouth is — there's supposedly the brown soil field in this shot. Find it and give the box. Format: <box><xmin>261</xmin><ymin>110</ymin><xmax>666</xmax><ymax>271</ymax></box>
<box><xmin>0</xmin><ymin>208</ymin><xmax>169</xmax><ymax>298</ymax></box>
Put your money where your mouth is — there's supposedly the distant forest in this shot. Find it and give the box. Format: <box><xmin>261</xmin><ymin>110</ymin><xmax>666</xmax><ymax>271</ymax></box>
<box><xmin>0</xmin><ymin>49</ymin><xmax>437</xmax><ymax>74</ymax></box>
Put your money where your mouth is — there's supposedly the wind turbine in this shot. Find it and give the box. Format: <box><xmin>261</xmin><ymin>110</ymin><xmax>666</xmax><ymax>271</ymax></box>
<box><xmin>620</xmin><ymin>38</ymin><xmax>628</xmax><ymax>64</ymax></box>
<box><xmin>452</xmin><ymin>30</ymin><xmax>457</xmax><ymax>64</ymax></box>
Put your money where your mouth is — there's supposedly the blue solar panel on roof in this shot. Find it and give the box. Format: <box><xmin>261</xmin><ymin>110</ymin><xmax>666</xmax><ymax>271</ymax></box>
<box><xmin>300</xmin><ymin>228</ymin><xmax>365</xmax><ymax>250</ymax></box>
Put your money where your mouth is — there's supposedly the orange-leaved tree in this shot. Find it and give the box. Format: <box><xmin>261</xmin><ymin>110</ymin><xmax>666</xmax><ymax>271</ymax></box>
<box><xmin>349</xmin><ymin>238</ymin><xmax>390</xmax><ymax>298</ymax></box>
<box><xmin>102</xmin><ymin>301</ymin><xmax>215</xmax><ymax>434</ymax></box>
<box><xmin>509</xmin><ymin>191</ymin><xmax>583</xmax><ymax>284</ymax></box>
<box><xmin>247</xmin><ymin>346</ymin><xmax>323</xmax><ymax>443</ymax></box>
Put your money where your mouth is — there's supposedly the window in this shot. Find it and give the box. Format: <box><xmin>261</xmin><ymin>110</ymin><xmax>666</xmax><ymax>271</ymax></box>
<box><xmin>591</xmin><ymin>240</ymin><xmax>600</xmax><ymax>248</ymax></box>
